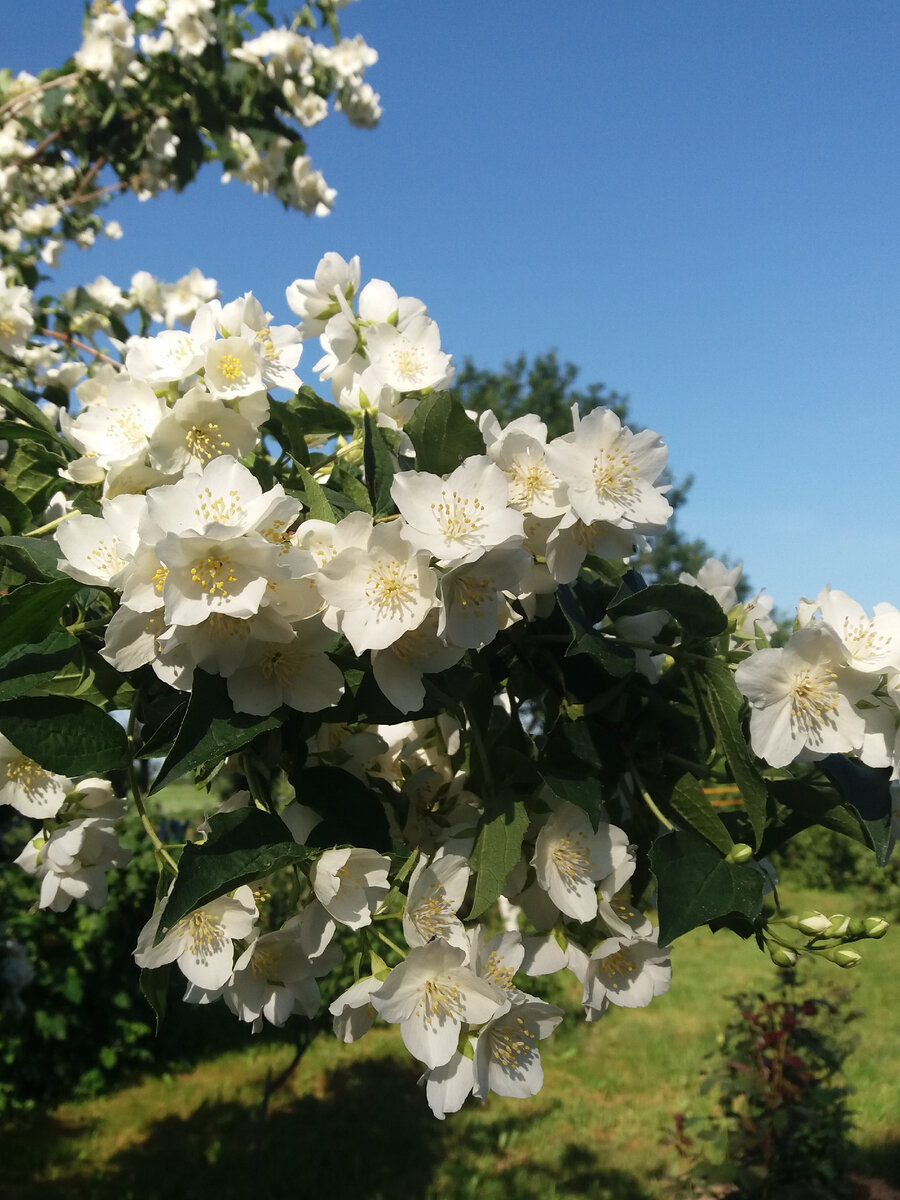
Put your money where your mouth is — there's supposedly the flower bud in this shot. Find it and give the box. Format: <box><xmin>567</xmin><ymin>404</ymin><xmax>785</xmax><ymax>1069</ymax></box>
<box><xmin>726</xmin><ymin>843</ymin><xmax>753</xmax><ymax>865</ymax></box>
<box><xmin>795</xmin><ymin>912</ymin><xmax>831</xmax><ymax>936</ymax></box>
<box><xmin>769</xmin><ymin>946</ymin><xmax>798</xmax><ymax>968</ymax></box>
<box><xmin>863</xmin><ymin>917</ymin><xmax>889</xmax><ymax>939</ymax></box>
<box><xmin>825</xmin><ymin>947</ymin><xmax>861</xmax><ymax>968</ymax></box>
<box><xmin>847</xmin><ymin>917</ymin><xmax>867</xmax><ymax>938</ymax></box>
<box><xmin>826</xmin><ymin>914</ymin><xmax>850</xmax><ymax>938</ymax></box>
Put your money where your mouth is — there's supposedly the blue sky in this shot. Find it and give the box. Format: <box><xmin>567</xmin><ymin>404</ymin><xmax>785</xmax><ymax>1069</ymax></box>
<box><xmin>7</xmin><ymin>2</ymin><xmax>899</xmax><ymax>611</ymax></box>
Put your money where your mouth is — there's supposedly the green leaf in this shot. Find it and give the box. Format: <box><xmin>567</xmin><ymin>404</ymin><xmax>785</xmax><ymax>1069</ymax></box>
<box><xmin>294</xmin><ymin>463</ymin><xmax>338</xmax><ymax>524</ymax></box>
<box><xmin>329</xmin><ymin>461</ymin><xmax>372</xmax><ymax>515</ymax></box>
<box><xmin>819</xmin><ymin>755</ymin><xmax>894</xmax><ymax>867</ymax></box>
<box><xmin>0</xmin><ymin>535</ymin><xmax>67</xmax><ymax>582</ymax></box>
<box><xmin>363</xmin><ymin>412</ymin><xmax>395</xmax><ymax>516</ymax></box>
<box><xmin>150</xmin><ymin>671</ymin><xmax>281</xmax><ymax>794</ymax></box>
<box><xmin>139</xmin><ymin>965</ymin><xmax>170</xmax><ymax>1033</ymax></box>
<box><xmin>468</xmin><ymin>793</ymin><xmax>530</xmax><ymax>920</ymax></box>
<box><xmin>0</xmin><ymin>384</ymin><xmax>59</xmax><ymax>436</ymax></box>
<box><xmin>266</xmin><ymin>406</ymin><xmax>309</xmax><ymax>467</ymax></box>
<box><xmin>405</xmin><ymin>391</ymin><xmax>486</xmax><ymax>475</ymax></box>
<box><xmin>293</xmin><ymin>765</ymin><xmax>392</xmax><ymax>853</ymax></box>
<box><xmin>0</xmin><ymin>578</ymin><xmax>79</xmax><ymax>656</ymax></box>
<box><xmin>666</xmin><ymin>772</ymin><xmax>733</xmax><ymax>856</ymax></box>
<box><xmin>0</xmin><ymin>485</ymin><xmax>32</xmax><ymax>535</ymax></box>
<box><xmin>4</xmin><ymin>443</ymin><xmax>65</xmax><ymax>514</ymax></box>
<box><xmin>0</xmin><ymin>627</ymin><xmax>79</xmax><ymax>701</ymax></box>
<box><xmin>698</xmin><ymin>659</ymin><xmax>768</xmax><ymax>847</ymax></box>
<box><xmin>608</xmin><ymin>581</ymin><xmax>727</xmax><ymax>638</ymax></box>
<box><xmin>156</xmin><ymin>807</ymin><xmax>316</xmax><ymax>941</ymax></box>
<box><xmin>540</xmin><ymin>763</ymin><xmax>604</xmax><ymax>827</ymax></box>
<box><xmin>650</xmin><ymin>830</ymin><xmax>765</xmax><ymax>945</ymax></box>
<box><xmin>0</xmin><ymin>695</ymin><xmax>130</xmax><ymax>775</ymax></box>
<box><xmin>287</xmin><ymin>387</ymin><xmax>354</xmax><ymax>436</ymax></box>
<box><xmin>0</xmin><ymin>420</ymin><xmax>71</xmax><ymax>454</ymax></box>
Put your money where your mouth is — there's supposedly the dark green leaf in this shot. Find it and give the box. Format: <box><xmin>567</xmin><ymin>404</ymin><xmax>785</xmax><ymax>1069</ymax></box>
<box><xmin>405</xmin><ymin>391</ymin><xmax>485</xmax><ymax>475</ymax></box>
<box><xmin>287</xmin><ymin>387</ymin><xmax>354</xmax><ymax>436</ymax></box>
<box><xmin>156</xmin><ymin>807</ymin><xmax>316</xmax><ymax>940</ymax></box>
<box><xmin>468</xmin><ymin>793</ymin><xmax>530</xmax><ymax>920</ymax></box>
<box><xmin>0</xmin><ymin>578</ymin><xmax>79</xmax><ymax>655</ymax></box>
<box><xmin>698</xmin><ymin>659</ymin><xmax>768</xmax><ymax>847</ymax></box>
<box><xmin>0</xmin><ymin>535</ymin><xmax>67</xmax><ymax>582</ymax></box>
<box><xmin>820</xmin><ymin>756</ymin><xmax>894</xmax><ymax>866</ymax></box>
<box><xmin>667</xmin><ymin>772</ymin><xmax>733</xmax><ymax>856</ymax></box>
<box><xmin>0</xmin><ymin>695</ymin><xmax>130</xmax><ymax>775</ymax></box>
<box><xmin>329</xmin><ymin>461</ymin><xmax>372</xmax><ymax>515</ymax></box>
<box><xmin>608</xmin><ymin>581</ymin><xmax>727</xmax><ymax>638</ymax></box>
<box><xmin>4</xmin><ymin>443</ymin><xmax>65</xmax><ymax>514</ymax></box>
<box><xmin>292</xmin><ymin>765</ymin><xmax>392</xmax><ymax>853</ymax></box>
<box><xmin>0</xmin><ymin>384</ymin><xmax>59</xmax><ymax>436</ymax></box>
<box><xmin>150</xmin><ymin>671</ymin><xmax>280</xmax><ymax>794</ymax></box>
<box><xmin>363</xmin><ymin>412</ymin><xmax>395</xmax><ymax>516</ymax></box>
<box><xmin>540</xmin><ymin>763</ymin><xmax>604</xmax><ymax>827</ymax></box>
<box><xmin>0</xmin><ymin>484</ymin><xmax>32</xmax><ymax>535</ymax></box>
<box><xmin>139</xmin><ymin>965</ymin><xmax>170</xmax><ymax>1032</ymax></box>
<box><xmin>294</xmin><ymin>463</ymin><xmax>338</xmax><ymax>524</ymax></box>
<box><xmin>650</xmin><ymin>829</ymin><xmax>765</xmax><ymax>945</ymax></box>
<box><xmin>0</xmin><ymin>627</ymin><xmax>79</xmax><ymax>701</ymax></box>
<box><xmin>0</xmin><ymin>420</ymin><xmax>71</xmax><ymax>453</ymax></box>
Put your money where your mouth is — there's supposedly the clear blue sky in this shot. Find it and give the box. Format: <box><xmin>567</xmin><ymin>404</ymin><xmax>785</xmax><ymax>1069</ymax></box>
<box><xmin>7</xmin><ymin>2</ymin><xmax>899</xmax><ymax>611</ymax></box>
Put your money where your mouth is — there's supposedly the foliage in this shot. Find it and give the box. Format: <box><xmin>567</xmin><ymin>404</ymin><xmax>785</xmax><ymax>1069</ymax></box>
<box><xmin>666</xmin><ymin>974</ymin><xmax>860</xmax><ymax>1199</ymax></box>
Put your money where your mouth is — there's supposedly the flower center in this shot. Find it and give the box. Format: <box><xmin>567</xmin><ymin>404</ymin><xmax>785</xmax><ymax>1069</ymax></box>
<box><xmin>186</xmin><ymin>422</ymin><xmax>230</xmax><ymax>465</ymax></box>
<box><xmin>174</xmin><ymin>910</ymin><xmax>226</xmax><ymax>962</ymax></box>
<box><xmin>389</xmin><ymin>343</ymin><xmax>424</xmax><ymax>385</ymax></box>
<box><xmin>419</xmin><ymin>976</ymin><xmax>463</xmax><ymax>1026</ymax></box>
<box><xmin>595</xmin><ymin>949</ymin><xmax>637</xmax><ymax>990</ymax></box>
<box><xmin>0</xmin><ymin>317</ymin><xmax>18</xmax><ymax>339</ymax></box>
<box><xmin>551</xmin><ymin>832</ymin><xmax>593</xmax><ymax>882</ymax></box>
<box><xmin>193</xmin><ymin>486</ymin><xmax>244</xmax><ymax>526</ymax></box>
<box><xmin>591</xmin><ymin>449</ymin><xmax>638</xmax><ymax>505</ymax></box>
<box><xmin>789</xmin><ymin>667</ymin><xmax>839</xmax><ymax>738</ymax></box>
<box><xmin>509</xmin><ymin>454</ymin><xmax>555</xmax><ymax>508</ymax></box>
<box><xmin>87</xmin><ymin>536</ymin><xmax>126</xmax><ymax>576</ymax></box>
<box><xmin>490</xmin><ymin>1017</ymin><xmax>536</xmax><ymax>1070</ymax></box>
<box><xmin>190</xmin><ymin>554</ymin><xmax>237</xmax><ymax>595</ymax></box>
<box><xmin>6</xmin><ymin>754</ymin><xmax>48</xmax><ymax>795</ymax></box>
<box><xmin>366</xmin><ymin>558</ymin><xmax>416</xmax><ymax>611</ymax></box>
<box><xmin>409</xmin><ymin>885</ymin><xmax>455</xmax><ymax>940</ymax></box>
<box><xmin>483</xmin><ymin>951</ymin><xmax>515</xmax><ymax>990</ymax></box>
<box><xmin>217</xmin><ymin>353</ymin><xmax>247</xmax><ymax>384</ymax></box>
<box><xmin>431</xmin><ymin>490</ymin><xmax>484</xmax><ymax>541</ymax></box>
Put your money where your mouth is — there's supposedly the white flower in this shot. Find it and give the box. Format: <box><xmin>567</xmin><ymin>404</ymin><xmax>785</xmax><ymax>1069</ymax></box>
<box><xmin>545</xmin><ymin>407</ymin><xmax>672</xmax><ymax>531</ymax></box>
<box><xmin>134</xmin><ymin>886</ymin><xmax>258</xmax><ymax>990</ymax></box>
<box><xmin>286</xmin><ymin>252</ymin><xmax>360</xmax><ymax>337</ymax></box>
<box><xmin>0</xmin><ymin>737</ymin><xmax>71</xmax><ymax>820</ymax></box>
<box><xmin>391</xmin><ymin>457</ymin><xmax>525</xmax><ymax>566</ymax></box>
<box><xmin>816</xmin><ymin>587</ymin><xmax>900</xmax><ymax>675</ymax></box>
<box><xmin>364</xmin><ymin>315</ymin><xmax>453</xmax><ymax>393</ymax></box>
<box><xmin>576</xmin><ymin>932</ymin><xmax>672</xmax><ymax>1020</ymax></box>
<box><xmin>15</xmin><ymin>817</ymin><xmax>132</xmax><ymax>912</ymax></box>
<box><xmin>225</xmin><ymin>617</ymin><xmax>345</xmax><ymax>715</ymax></box>
<box><xmin>329</xmin><ymin>974</ymin><xmax>383</xmax><ymax>1043</ymax></box>
<box><xmin>532</xmin><ymin>803</ymin><xmax>635</xmax><ymax>923</ymax></box>
<box><xmin>370</xmin><ymin>609</ymin><xmax>466</xmax><ymax>713</ymax></box>
<box><xmin>310</xmin><ymin>847</ymin><xmax>390</xmax><ymax>928</ymax></box>
<box><xmin>55</xmin><ymin>494</ymin><xmax>145</xmax><ymax>587</ymax></box>
<box><xmin>371</xmin><ymin>941</ymin><xmax>508</xmax><ymax>1070</ymax></box>
<box><xmin>680</xmin><ymin>558</ymin><xmax>742</xmax><ymax>611</ymax></box>
<box><xmin>472</xmin><ymin>998</ymin><xmax>564</xmax><ymax>1100</ymax></box>
<box><xmin>482</xmin><ymin>414</ymin><xmax>569</xmax><ymax>517</ymax></box>
<box><xmin>403</xmin><ymin>853</ymin><xmax>471</xmax><ymax>951</ymax></box>
<box><xmin>317</xmin><ymin>519</ymin><xmax>438</xmax><ymax>654</ymax></box>
<box><xmin>735</xmin><ymin>626</ymin><xmax>868</xmax><ymax>767</ymax></box>
<box><xmin>436</xmin><ymin>545</ymin><xmax>531</xmax><ymax>650</ymax></box>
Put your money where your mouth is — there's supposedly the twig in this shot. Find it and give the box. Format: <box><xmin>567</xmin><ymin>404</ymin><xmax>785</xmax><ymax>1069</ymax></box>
<box><xmin>39</xmin><ymin>327</ymin><xmax>123</xmax><ymax>368</ymax></box>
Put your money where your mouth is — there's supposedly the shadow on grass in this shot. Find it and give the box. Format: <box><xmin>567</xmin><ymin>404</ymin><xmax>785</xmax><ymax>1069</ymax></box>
<box><xmin>855</xmin><ymin>1139</ymin><xmax>900</xmax><ymax>1189</ymax></box>
<box><xmin>4</xmin><ymin>1056</ymin><xmax>653</xmax><ymax>1200</ymax></box>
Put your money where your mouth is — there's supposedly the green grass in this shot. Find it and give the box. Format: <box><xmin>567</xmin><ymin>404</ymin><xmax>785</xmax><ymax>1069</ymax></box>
<box><xmin>3</xmin><ymin>883</ymin><xmax>898</xmax><ymax>1199</ymax></box>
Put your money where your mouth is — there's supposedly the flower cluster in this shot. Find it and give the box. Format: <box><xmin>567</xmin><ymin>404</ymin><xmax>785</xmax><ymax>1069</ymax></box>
<box><xmin>3</xmin><ymin>246</ymin><xmax>893</xmax><ymax>1124</ymax></box>
<box><xmin>736</xmin><ymin>586</ymin><xmax>900</xmax><ymax>775</ymax></box>
<box><xmin>1</xmin><ymin>745</ymin><xmax>132</xmax><ymax>913</ymax></box>
<box><xmin>0</xmin><ymin>0</ymin><xmax>379</xmax><ymax>287</ymax></box>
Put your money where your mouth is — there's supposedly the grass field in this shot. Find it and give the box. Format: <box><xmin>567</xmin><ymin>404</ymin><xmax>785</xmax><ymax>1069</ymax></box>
<box><xmin>3</xmin><ymin>882</ymin><xmax>898</xmax><ymax>1200</ymax></box>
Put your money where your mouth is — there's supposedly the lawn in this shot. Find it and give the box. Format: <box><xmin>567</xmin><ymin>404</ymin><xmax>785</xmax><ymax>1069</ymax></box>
<box><xmin>2</xmin><ymin>883</ymin><xmax>897</xmax><ymax>1200</ymax></box>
